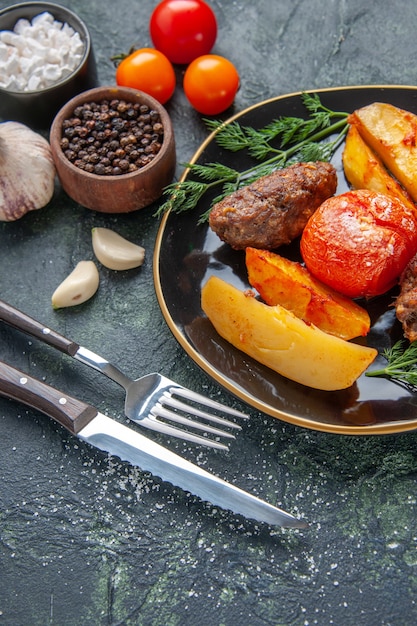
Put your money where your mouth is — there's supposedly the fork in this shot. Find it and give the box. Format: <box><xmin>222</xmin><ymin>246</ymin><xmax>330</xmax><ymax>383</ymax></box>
<box><xmin>0</xmin><ymin>300</ymin><xmax>248</xmax><ymax>450</ymax></box>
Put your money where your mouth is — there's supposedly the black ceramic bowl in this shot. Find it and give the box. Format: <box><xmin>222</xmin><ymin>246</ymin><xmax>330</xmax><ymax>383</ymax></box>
<box><xmin>0</xmin><ymin>2</ymin><xmax>97</xmax><ymax>128</ymax></box>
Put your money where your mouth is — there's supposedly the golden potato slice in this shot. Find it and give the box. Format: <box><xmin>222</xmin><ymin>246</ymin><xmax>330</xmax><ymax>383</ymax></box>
<box><xmin>201</xmin><ymin>276</ymin><xmax>377</xmax><ymax>391</ymax></box>
<box><xmin>245</xmin><ymin>247</ymin><xmax>370</xmax><ymax>340</ymax></box>
<box><xmin>342</xmin><ymin>125</ymin><xmax>417</xmax><ymax>214</ymax></box>
<box><xmin>349</xmin><ymin>102</ymin><xmax>417</xmax><ymax>203</ymax></box>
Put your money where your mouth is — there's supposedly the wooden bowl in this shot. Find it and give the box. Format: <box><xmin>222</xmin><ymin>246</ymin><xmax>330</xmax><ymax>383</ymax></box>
<box><xmin>0</xmin><ymin>2</ymin><xmax>97</xmax><ymax>129</ymax></box>
<box><xmin>49</xmin><ymin>86</ymin><xmax>176</xmax><ymax>213</ymax></box>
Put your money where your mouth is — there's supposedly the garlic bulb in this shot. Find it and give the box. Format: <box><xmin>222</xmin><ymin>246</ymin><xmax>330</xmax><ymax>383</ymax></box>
<box><xmin>0</xmin><ymin>121</ymin><xmax>56</xmax><ymax>221</ymax></box>
<box><xmin>52</xmin><ymin>261</ymin><xmax>99</xmax><ymax>309</ymax></box>
<box><xmin>92</xmin><ymin>227</ymin><xmax>145</xmax><ymax>270</ymax></box>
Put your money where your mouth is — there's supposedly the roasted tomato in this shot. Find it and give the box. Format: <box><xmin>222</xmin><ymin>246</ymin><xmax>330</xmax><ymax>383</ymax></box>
<box><xmin>150</xmin><ymin>0</ymin><xmax>217</xmax><ymax>65</ymax></box>
<box><xmin>115</xmin><ymin>48</ymin><xmax>175</xmax><ymax>104</ymax></box>
<box><xmin>300</xmin><ymin>189</ymin><xmax>417</xmax><ymax>298</ymax></box>
<box><xmin>183</xmin><ymin>54</ymin><xmax>239</xmax><ymax>115</ymax></box>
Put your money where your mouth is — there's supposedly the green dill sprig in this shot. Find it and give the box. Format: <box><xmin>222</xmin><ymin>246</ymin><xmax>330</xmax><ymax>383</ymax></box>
<box><xmin>206</xmin><ymin>93</ymin><xmax>348</xmax><ymax>160</ymax></box>
<box><xmin>156</xmin><ymin>92</ymin><xmax>349</xmax><ymax>220</ymax></box>
<box><xmin>366</xmin><ymin>340</ymin><xmax>417</xmax><ymax>388</ymax></box>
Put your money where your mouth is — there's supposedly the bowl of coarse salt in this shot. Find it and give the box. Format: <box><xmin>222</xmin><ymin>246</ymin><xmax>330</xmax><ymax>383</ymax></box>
<box><xmin>0</xmin><ymin>2</ymin><xmax>97</xmax><ymax>128</ymax></box>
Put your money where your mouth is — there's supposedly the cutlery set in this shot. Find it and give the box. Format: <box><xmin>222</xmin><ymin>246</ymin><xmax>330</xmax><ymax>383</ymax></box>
<box><xmin>0</xmin><ymin>299</ymin><xmax>307</xmax><ymax>529</ymax></box>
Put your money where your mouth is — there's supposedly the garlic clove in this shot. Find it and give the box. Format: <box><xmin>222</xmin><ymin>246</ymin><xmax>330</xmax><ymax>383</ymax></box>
<box><xmin>51</xmin><ymin>261</ymin><xmax>99</xmax><ymax>309</ymax></box>
<box><xmin>92</xmin><ymin>227</ymin><xmax>145</xmax><ymax>270</ymax></box>
<box><xmin>0</xmin><ymin>121</ymin><xmax>56</xmax><ymax>221</ymax></box>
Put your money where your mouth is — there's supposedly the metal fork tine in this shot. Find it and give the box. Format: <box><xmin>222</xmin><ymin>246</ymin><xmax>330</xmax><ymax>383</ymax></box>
<box><xmin>160</xmin><ymin>392</ymin><xmax>242</xmax><ymax>430</ymax></box>
<box><xmin>139</xmin><ymin>415</ymin><xmax>230</xmax><ymax>450</ymax></box>
<box><xmin>0</xmin><ymin>300</ymin><xmax>249</xmax><ymax>449</ymax></box>
<box><xmin>151</xmin><ymin>403</ymin><xmax>236</xmax><ymax>439</ymax></box>
<box><xmin>168</xmin><ymin>385</ymin><xmax>249</xmax><ymax>419</ymax></box>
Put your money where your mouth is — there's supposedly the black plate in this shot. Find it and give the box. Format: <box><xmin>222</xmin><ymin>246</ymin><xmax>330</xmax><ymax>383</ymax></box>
<box><xmin>154</xmin><ymin>85</ymin><xmax>417</xmax><ymax>434</ymax></box>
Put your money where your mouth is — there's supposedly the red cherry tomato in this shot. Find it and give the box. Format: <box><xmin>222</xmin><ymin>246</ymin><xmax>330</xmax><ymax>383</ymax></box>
<box><xmin>300</xmin><ymin>189</ymin><xmax>417</xmax><ymax>298</ymax></box>
<box><xmin>115</xmin><ymin>48</ymin><xmax>176</xmax><ymax>104</ymax></box>
<box><xmin>183</xmin><ymin>54</ymin><xmax>239</xmax><ymax>115</ymax></box>
<box><xmin>150</xmin><ymin>0</ymin><xmax>217</xmax><ymax>65</ymax></box>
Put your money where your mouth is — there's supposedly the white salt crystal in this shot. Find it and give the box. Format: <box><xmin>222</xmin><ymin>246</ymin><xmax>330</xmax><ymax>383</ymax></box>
<box><xmin>0</xmin><ymin>31</ymin><xmax>20</xmax><ymax>46</ymax></box>
<box><xmin>31</xmin><ymin>12</ymin><xmax>55</xmax><ymax>27</ymax></box>
<box><xmin>2</xmin><ymin>76</ymin><xmax>14</xmax><ymax>89</ymax></box>
<box><xmin>0</xmin><ymin>42</ymin><xmax>9</xmax><ymax>62</ymax></box>
<box><xmin>4</xmin><ymin>54</ymin><xmax>19</xmax><ymax>75</ymax></box>
<box><xmin>46</xmin><ymin>49</ymin><xmax>62</xmax><ymax>64</ymax></box>
<box><xmin>22</xmin><ymin>40</ymin><xmax>47</xmax><ymax>56</ymax></box>
<box><xmin>13</xmin><ymin>18</ymin><xmax>31</xmax><ymax>35</ymax></box>
<box><xmin>72</xmin><ymin>37</ymin><xmax>84</xmax><ymax>56</ymax></box>
<box><xmin>61</xmin><ymin>23</ymin><xmax>74</xmax><ymax>37</ymax></box>
<box><xmin>27</xmin><ymin>74</ymin><xmax>42</xmax><ymax>90</ymax></box>
<box><xmin>19</xmin><ymin>55</ymin><xmax>38</xmax><ymax>75</ymax></box>
<box><xmin>43</xmin><ymin>64</ymin><xmax>62</xmax><ymax>82</ymax></box>
<box><xmin>0</xmin><ymin>11</ymin><xmax>85</xmax><ymax>91</ymax></box>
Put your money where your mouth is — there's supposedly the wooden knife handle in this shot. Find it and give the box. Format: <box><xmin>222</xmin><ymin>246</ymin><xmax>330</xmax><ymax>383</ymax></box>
<box><xmin>0</xmin><ymin>299</ymin><xmax>80</xmax><ymax>356</ymax></box>
<box><xmin>0</xmin><ymin>361</ymin><xmax>97</xmax><ymax>435</ymax></box>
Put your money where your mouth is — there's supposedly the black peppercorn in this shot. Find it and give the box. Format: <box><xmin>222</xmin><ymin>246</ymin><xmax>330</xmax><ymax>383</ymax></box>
<box><xmin>60</xmin><ymin>98</ymin><xmax>164</xmax><ymax>176</ymax></box>
<box><xmin>94</xmin><ymin>163</ymin><xmax>107</xmax><ymax>175</ymax></box>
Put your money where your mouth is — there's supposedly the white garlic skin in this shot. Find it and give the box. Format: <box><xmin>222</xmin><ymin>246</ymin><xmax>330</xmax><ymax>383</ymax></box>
<box><xmin>0</xmin><ymin>121</ymin><xmax>56</xmax><ymax>221</ymax></box>
<box><xmin>92</xmin><ymin>227</ymin><xmax>146</xmax><ymax>270</ymax></box>
<box><xmin>51</xmin><ymin>261</ymin><xmax>99</xmax><ymax>309</ymax></box>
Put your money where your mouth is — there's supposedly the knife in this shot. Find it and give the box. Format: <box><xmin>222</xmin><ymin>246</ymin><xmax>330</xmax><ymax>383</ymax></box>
<box><xmin>0</xmin><ymin>361</ymin><xmax>308</xmax><ymax>529</ymax></box>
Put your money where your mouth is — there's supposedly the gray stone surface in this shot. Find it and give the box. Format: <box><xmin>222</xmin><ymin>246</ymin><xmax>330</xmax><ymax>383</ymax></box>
<box><xmin>1</xmin><ymin>1</ymin><xmax>417</xmax><ymax>624</ymax></box>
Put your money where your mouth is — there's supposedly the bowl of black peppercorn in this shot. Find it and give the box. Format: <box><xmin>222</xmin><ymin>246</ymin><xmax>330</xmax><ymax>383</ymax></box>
<box><xmin>49</xmin><ymin>86</ymin><xmax>176</xmax><ymax>213</ymax></box>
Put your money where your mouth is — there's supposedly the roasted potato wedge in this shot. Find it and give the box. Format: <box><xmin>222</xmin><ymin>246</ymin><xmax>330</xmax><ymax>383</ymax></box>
<box><xmin>342</xmin><ymin>125</ymin><xmax>417</xmax><ymax>214</ymax></box>
<box><xmin>245</xmin><ymin>247</ymin><xmax>370</xmax><ymax>340</ymax></box>
<box><xmin>349</xmin><ymin>102</ymin><xmax>417</xmax><ymax>203</ymax></box>
<box><xmin>201</xmin><ymin>276</ymin><xmax>377</xmax><ymax>391</ymax></box>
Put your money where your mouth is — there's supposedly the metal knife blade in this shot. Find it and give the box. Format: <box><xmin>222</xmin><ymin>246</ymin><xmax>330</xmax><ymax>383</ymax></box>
<box><xmin>0</xmin><ymin>361</ymin><xmax>308</xmax><ymax>529</ymax></box>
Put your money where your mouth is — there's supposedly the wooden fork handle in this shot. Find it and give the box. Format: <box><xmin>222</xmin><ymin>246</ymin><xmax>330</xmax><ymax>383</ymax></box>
<box><xmin>0</xmin><ymin>299</ymin><xmax>80</xmax><ymax>356</ymax></box>
<box><xmin>0</xmin><ymin>360</ymin><xmax>97</xmax><ymax>435</ymax></box>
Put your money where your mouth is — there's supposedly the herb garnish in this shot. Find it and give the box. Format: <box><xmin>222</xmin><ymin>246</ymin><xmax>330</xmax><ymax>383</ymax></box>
<box><xmin>366</xmin><ymin>340</ymin><xmax>417</xmax><ymax>389</ymax></box>
<box><xmin>157</xmin><ymin>93</ymin><xmax>349</xmax><ymax>221</ymax></box>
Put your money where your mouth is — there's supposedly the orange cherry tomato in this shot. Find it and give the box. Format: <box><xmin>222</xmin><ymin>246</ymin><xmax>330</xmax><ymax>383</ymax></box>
<box><xmin>183</xmin><ymin>54</ymin><xmax>239</xmax><ymax>115</ymax></box>
<box><xmin>115</xmin><ymin>48</ymin><xmax>176</xmax><ymax>104</ymax></box>
<box><xmin>300</xmin><ymin>189</ymin><xmax>417</xmax><ymax>298</ymax></box>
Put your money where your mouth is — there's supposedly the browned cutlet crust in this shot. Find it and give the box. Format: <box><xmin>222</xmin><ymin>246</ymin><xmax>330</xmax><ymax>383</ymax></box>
<box><xmin>396</xmin><ymin>254</ymin><xmax>417</xmax><ymax>342</ymax></box>
<box><xmin>208</xmin><ymin>161</ymin><xmax>337</xmax><ymax>250</ymax></box>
